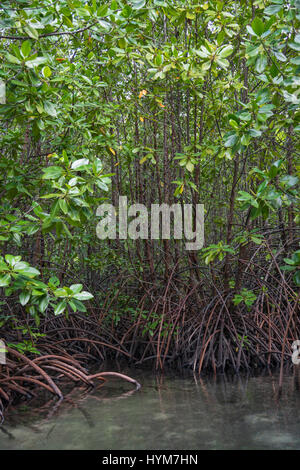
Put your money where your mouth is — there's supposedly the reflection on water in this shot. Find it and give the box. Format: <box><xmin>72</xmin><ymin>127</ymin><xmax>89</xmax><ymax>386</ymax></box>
<box><xmin>1</xmin><ymin>366</ymin><xmax>300</xmax><ymax>450</ymax></box>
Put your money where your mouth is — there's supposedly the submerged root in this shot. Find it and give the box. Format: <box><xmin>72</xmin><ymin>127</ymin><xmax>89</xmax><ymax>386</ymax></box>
<box><xmin>0</xmin><ymin>348</ymin><xmax>141</xmax><ymax>422</ymax></box>
<box><xmin>89</xmin><ymin>371</ymin><xmax>141</xmax><ymax>390</ymax></box>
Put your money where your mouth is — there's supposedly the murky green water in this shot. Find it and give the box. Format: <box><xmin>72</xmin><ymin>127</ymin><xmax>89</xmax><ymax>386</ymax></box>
<box><xmin>1</xmin><ymin>367</ymin><xmax>300</xmax><ymax>450</ymax></box>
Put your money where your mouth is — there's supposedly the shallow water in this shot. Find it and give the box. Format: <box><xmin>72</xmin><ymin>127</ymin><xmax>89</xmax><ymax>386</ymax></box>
<box><xmin>1</xmin><ymin>367</ymin><xmax>300</xmax><ymax>450</ymax></box>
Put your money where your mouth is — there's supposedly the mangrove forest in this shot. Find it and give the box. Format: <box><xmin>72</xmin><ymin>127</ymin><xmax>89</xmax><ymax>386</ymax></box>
<box><xmin>0</xmin><ymin>0</ymin><xmax>299</xmax><ymax>432</ymax></box>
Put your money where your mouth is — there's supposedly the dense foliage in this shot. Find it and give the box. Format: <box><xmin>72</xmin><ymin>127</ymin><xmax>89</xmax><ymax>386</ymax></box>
<box><xmin>0</xmin><ymin>0</ymin><xmax>299</xmax><ymax>373</ymax></box>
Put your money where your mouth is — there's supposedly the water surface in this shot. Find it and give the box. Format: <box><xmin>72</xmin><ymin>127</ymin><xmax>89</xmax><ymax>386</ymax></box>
<box><xmin>1</xmin><ymin>367</ymin><xmax>300</xmax><ymax>450</ymax></box>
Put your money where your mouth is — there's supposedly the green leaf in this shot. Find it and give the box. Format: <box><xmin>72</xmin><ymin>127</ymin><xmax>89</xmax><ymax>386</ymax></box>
<box><xmin>229</xmin><ymin>119</ymin><xmax>239</xmax><ymax>129</ymax></box>
<box><xmin>5</xmin><ymin>255</ymin><xmax>21</xmax><ymax>267</ymax></box>
<box><xmin>251</xmin><ymin>236</ymin><xmax>263</xmax><ymax>245</ymax></box>
<box><xmin>19</xmin><ymin>291</ymin><xmax>30</xmax><ymax>306</ymax></box>
<box><xmin>255</xmin><ymin>55</ymin><xmax>267</xmax><ymax>73</ymax></box>
<box><xmin>14</xmin><ymin>262</ymin><xmax>30</xmax><ymax>271</ymax></box>
<box><xmin>237</xmin><ymin>191</ymin><xmax>254</xmax><ymax>201</ymax></box>
<box><xmin>96</xmin><ymin>180</ymin><xmax>109</xmax><ymax>191</ymax></box>
<box><xmin>251</xmin><ymin>17</ymin><xmax>264</xmax><ymax>36</ymax></box>
<box><xmin>38</xmin><ymin>295</ymin><xmax>49</xmax><ymax>313</ymax></box>
<box><xmin>71</xmin><ymin>158</ymin><xmax>90</xmax><ymax>170</ymax></box>
<box><xmin>24</xmin><ymin>25</ymin><xmax>39</xmax><ymax>39</ymax></box>
<box><xmin>48</xmin><ymin>276</ymin><xmax>60</xmax><ymax>287</ymax></box>
<box><xmin>59</xmin><ymin>199</ymin><xmax>69</xmax><ymax>214</ymax></box>
<box><xmin>76</xmin><ymin>7</ymin><xmax>91</xmax><ymax>17</ymax></box>
<box><xmin>268</xmin><ymin>159</ymin><xmax>283</xmax><ymax>178</ymax></box>
<box><xmin>42</xmin><ymin>166</ymin><xmax>64</xmax><ymax>179</ymax></box>
<box><xmin>283</xmin><ymin>257</ymin><xmax>296</xmax><ymax>266</ymax></box>
<box><xmin>97</xmin><ymin>4</ymin><xmax>108</xmax><ymax>16</ymax></box>
<box><xmin>16</xmin><ymin>266</ymin><xmax>40</xmax><ymax>277</ymax></box>
<box><xmin>288</xmin><ymin>42</ymin><xmax>300</xmax><ymax>52</ymax></box>
<box><xmin>54</xmin><ymin>299</ymin><xmax>67</xmax><ymax>315</ymax></box>
<box><xmin>264</xmin><ymin>4</ymin><xmax>282</xmax><ymax>15</ymax></box>
<box><xmin>73</xmin><ymin>291</ymin><xmax>94</xmax><ymax>301</ymax></box>
<box><xmin>0</xmin><ymin>274</ymin><xmax>11</xmax><ymax>287</ymax></box>
<box><xmin>54</xmin><ymin>288</ymin><xmax>68</xmax><ymax>298</ymax></box>
<box><xmin>246</xmin><ymin>25</ymin><xmax>257</xmax><ymax>36</ymax></box>
<box><xmin>239</xmin><ymin>112</ymin><xmax>251</xmax><ymax>121</ymax></box>
<box><xmin>72</xmin><ymin>299</ymin><xmax>87</xmax><ymax>312</ymax></box>
<box><xmin>241</xmin><ymin>134</ymin><xmax>251</xmax><ymax>146</ymax></box>
<box><xmin>70</xmin><ymin>284</ymin><xmax>83</xmax><ymax>294</ymax></box>
<box><xmin>281</xmin><ymin>265</ymin><xmax>295</xmax><ymax>271</ymax></box>
<box><xmin>224</xmin><ymin>132</ymin><xmax>238</xmax><ymax>147</ymax></box>
<box><xmin>216</xmin><ymin>58</ymin><xmax>229</xmax><ymax>69</ymax></box>
<box><xmin>68</xmin><ymin>300</ymin><xmax>77</xmax><ymax>312</ymax></box>
<box><xmin>186</xmin><ymin>161</ymin><xmax>194</xmax><ymax>172</ymax></box>
<box><xmin>249</xmin><ymin>129</ymin><xmax>262</xmax><ymax>137</ymax></box>
<box><xmin>131</xmin><ymin>0</ymin><xmax>146</xmax><ymax>9</ymax></box>
<box><xmin>32</xmin><ymin>289</ymin><xmax>45</xmax><ymax>296</ymax></box>
<box><xmin>291</xmin><ymin>57</ymin><xmax>300</xmax><ymax>65</ymax></box>
<box><xmin>294</xmin><ymin>271</ymin><xmax>300</xmax><ymax>286</ymax></box>
<box><xmin>21</xmin><ymin>40</ymin><xmax>32</xmax><ymax>58</ymax></box>
<box><xmin>42</xmin><ymin>66</ymin><xmax>52</xmax><ymax>78</ymax></box>
<box><xmin>218</xmin><ymin>45</ymin><xmax>234</xmax><ymax>58</ymax></box>
<box><xmin>280</xmin><ymin>175</ymin><xmax>298</xmax><ymax>187</ymax></box>
<box><xmin>273</xmin><ymin>51</ymin><xmax>287</xmax><ymax>62</ymax></box>
<box><xmin>43</xmin><ymin>101</ymin><xmax>57</xmax><ymax>117</ymax></box>
<box><xmin>26</xmin><ymin>57</ymin><xmax>47</xmax><ymax>68</ymax></box>
<box><xmin>6</xmin><ymin>53</ymin><xmax>21</xmax><ymax>65</ymax></box>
